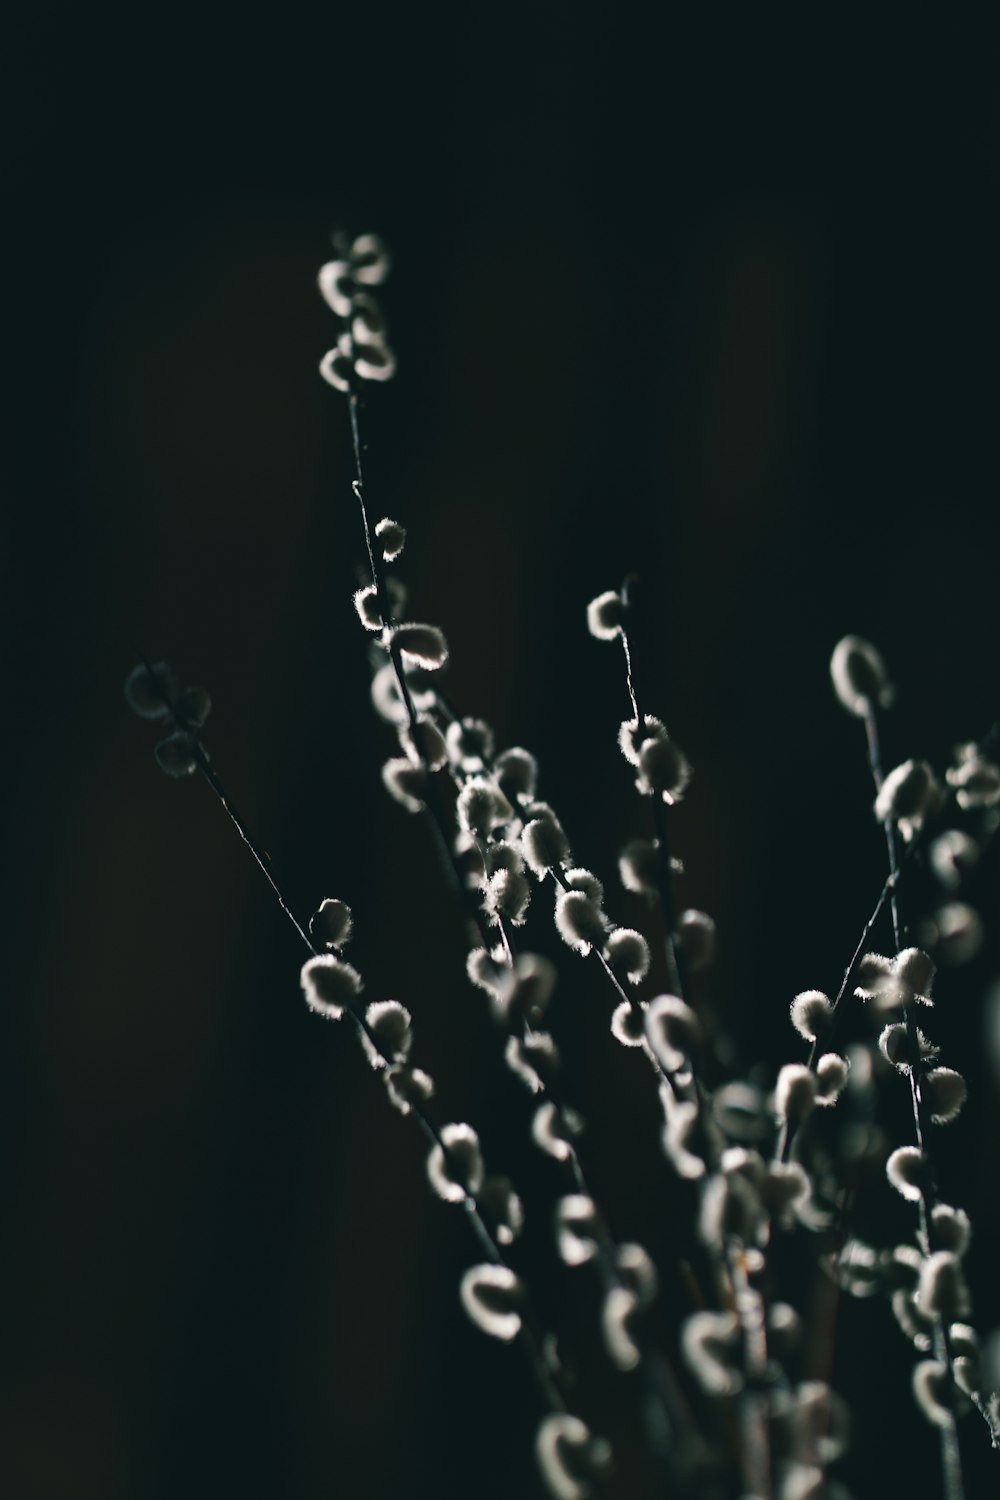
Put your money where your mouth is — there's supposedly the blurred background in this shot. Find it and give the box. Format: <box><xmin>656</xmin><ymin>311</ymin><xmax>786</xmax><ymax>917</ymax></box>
<box><xmin>4</xmin><ymin>7</ymin><xmax>999</xmax><ymax>1497</ymax></box>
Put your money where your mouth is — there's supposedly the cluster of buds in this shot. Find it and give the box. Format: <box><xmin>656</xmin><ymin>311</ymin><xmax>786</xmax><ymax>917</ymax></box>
<box><xmin>124</xmin><ymin>659</ymin><xmax>211</xmax><ymax>778</ymax></box>
<box><xmin>318</xmin><ymin>231</ymin><xmax>396</xmax><ymax>389</ymax></box>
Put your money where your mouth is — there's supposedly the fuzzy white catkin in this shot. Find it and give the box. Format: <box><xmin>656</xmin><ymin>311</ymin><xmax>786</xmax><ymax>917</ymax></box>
<box><xmin>384</xmin><ymin>1064</ymin><xmax>434</xmax><ymax>1115</ymax></box>
<box><xmin>916</xmin><ymin>1251</ymin><xmax>970</xmax><ymax>1321</ymax></box>
<box><xmin>675</xmin><ymin>909</ymin><xmax>716</xmax><ymax>969</ymax></box>
<box><xmin>618</xmin><ymin>837</ymin><xmax>661</xmax><ymax>895</ymax></box>
<box><xmin>602</xmin><ymin>1287</ymin><xmax>641</xmax><ymax>1370</ymax></box>
<box><xmin>505</xmin><ymin>1033</ymin><xmax>559</xmax><ymax>1094</ymax></box>
<box><xmin>790</xmin><ymin>991</ymin><xmax>833</xmax><ymax>1042</ymax></box>
<box><xmin>446</xmin><ymin>717</ymin><xmax>496</xmax><ymax>771</ymax></box>
<box><xmin>616</xmin><ymin>1243</ymin><xmax>658</xmax><ymax>1307</ymax></box>
<box><xmin>318</xmin><ymin>345</ymin><xmax>352</xmax><ymax>391</ymax></box>
<box><xmin>317</xmin><ymin>259</ymin><xmax>353</xmax><ymax>316</ymax></box>
<box><xmin>564</xmin><ymin>868</ymin><xmax>605</xmax><ymax>905</ymax></box>
<box><xmin>354</xmin><ymin>341</ymin><xmax>397</xmax><ymax>382</ymax></box>
<box><xmin>637</xmin><ymin>734</ymin><xmax>691</xmax><ymax>802</ymax></box>
<box><xmin>645</xmin><ymin>995</ymin><xmax>699</xmax><ymax>1071</ymax></box>
<box><xmin>466</xmin><ymin>947</ymin><xmax>507</xmax><ymax>1000</ymax></box>
<box><xmin>374</xmin><ymin>516</ymin><xmax>405</xmax><ymax>561</ymax></box>
<box><xmin>931</xmin><ymin>1204</ymin><xmax>971</xmax><ymax>1257</ymax></box>
<box><xmin>426</xmin><ymin>1123</ymin><xmax>484</xmax><ymax>1202</ymax></box>
<box><xmin>774</xmin><ymin>1064</ymin><xmax>817</xmax><ymax>1125</ymax></box>
<box><xmin>886</xmin><ymin>1146</ymin><xmax>925</xmax><ymax>1202</ymax></box>
<box><xmin>947</xmin><ymin>749</ymin><xmax>1000</xmax><ymax>809</ymax></box>
<box><xmin>457</xmin><ymin>779</ymin><xmax>513</xmax><ymax>837</ymax></box>
<box><xmin>873</xmin><ymin>759</ymin><xmax>938</xmax><ymax>826</ymax></box>
<box><xmin>353</xmin><ymin>584</ymin><xmax>382</xmax><ymax>631</ymax></box>
<box><xmin>554</xmin><ymin>890</ymin><xmax>607</xmax><ymax>954</ymax></box>
<box><xmin>930</xmin><ymin>829</ymin><xmax>980</xmax><ymax>889</ymax></box>
<box><xmin>124</xmin><ymin>660</ymin><xmax>175</xmax><ymax>719</ymax></box>
<box><xmin>662</xmin><ymin>1099</ymin><xmax>705</xmax><ymax>1180</ymax></box>
<box><xmin>829</xmin><ymin>635</ymin><xmax>891</xmax><ymax>716</ymax></box>
<box><xmin>928</xmin><ymin>902</ymin><xmax>984</xmax><ymax>964</ymax></box>
<box><xmin>478</xmin><ymin>1177</ymin><xmax>524</xmax><ymax>1246</ymax></box>
<box><xmin>611</xmin><ymin>1000</ymin><xmax>647</xmax><ymax>1048</ymax></box>
<box><xmin>535</xmin><ymin>1413</ymin><xmax>611</xmax><ymax>1500</ymax></box>
<box><xmin>617</xmin><ymin>714</ymin><xmax>667</xmax><ymax>767</ymax></box>
<box><xmin>495</xmin><ymin>746</ymin><xmax>539</xmax><ymax>800</ymax></box>
<box><xmin>382</xmin><ymin>756</ymin><xmax>427</xmax><ymax>813</ymax></box>
<box><xmin>349</xmin><ymin>232</ymin><xmax>391</xmax><ymax>284</ymax></box>
<box><xmin>390</xmin><ymin>622</ymin><xmax>449</xmax><ymax>670</ymax></box>
<box><xmin>913</xmin><ymin>1360</ymin><xmax>953</xmax><ymax>1427</ymax></box>
<box><xmin>404</xmin><ymin>716</ymin><xmax>449</xmax><ymax>771</ymax></box>
<box><xmin>360</xmin><ymin>1000</ymin><xmax>413</xmax><ymax>1069</ymax></box>
<box><xmin>894</xmin><ymin>946</ymin><xmax>936</xmax><ymax>997</ymax></box>
<box><xmin>924</xmin><ymin>1067</ymin><xmax>967</xmax><ymax>1125</ymax></box>
<box><xmin>522</xmin><ymin>817</ymin><xmax>571</xmax><ymax>876</ymax></box>
<box><xmin>604</xmin><ymin>928</ymin><xmax>651</xmax><ymax>984</ymax></box>
<box><xmin>459</xmin><ymin>1264</ymin><xmax>524</xmax><ymax>1342</ymax></box>
<box><xmin>301</xmin><ymin>954</ymin><xmax>362</xmax><ymax>1020</ymax></box>
<box><xmin>484</xmin><ymin>867</ymin><xmax>532</xmax><ymax>924</ymax></box>
<box><xmin>154</xmin><ymin>730</ymin><xmax>198</xmax><ymax>778</ymax></box>
<box><xmin>494</xmin><ymin>952</ymin><xmax>557</xmax><ymax>1025</ymax></box>
<box><xmin>681</xmin><ymin>1309</ymin><xmax>743</xmax><ymax>1395</ymax></box>
<box><xmin>586</xmin><ymin>590</ymin><xmax>625</xmax><ymax>640</ymax></box>
<box><xmin>309</xmin><ymin>898</ymin><xmax>353</xmax><ymax>949</ymax></box>
<box><xmin>815</xmin><ymin>1053</ymin><xmax>850</xmax><ymax>1105</ymax></box>
<box><xmin>556</xmin><ymin>1196</ymin><xmax>600</xmax><ymax>1266</ymax></box>
<box><xmin>532</xmin><ymin>1103</ymin><xmax>583</xmax><ymax>1161</ymax></box>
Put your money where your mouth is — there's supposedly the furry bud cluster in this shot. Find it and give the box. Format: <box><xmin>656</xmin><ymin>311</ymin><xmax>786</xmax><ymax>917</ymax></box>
<box><xmin>125</xmin><ymin>660</ymin><xmax>212</xmax><ymax>778</ymax></box>
<box><xmin>318</xmin><ymin>233</ymin><xmax>396</xmax><ymax>389</ymax></box>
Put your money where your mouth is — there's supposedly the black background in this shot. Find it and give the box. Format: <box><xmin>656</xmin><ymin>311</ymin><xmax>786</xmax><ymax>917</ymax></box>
<box><xmin>4</xmin><ymin>8</ymin><xmax>1000</xmax><ymax>1499</ymax></box>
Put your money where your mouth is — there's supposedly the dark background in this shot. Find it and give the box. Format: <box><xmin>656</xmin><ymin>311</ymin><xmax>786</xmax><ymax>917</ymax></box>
<box><xmin>4</xmin><ymin>8</ymin><xmax>999</xmax><ymax>1498</ymax></box>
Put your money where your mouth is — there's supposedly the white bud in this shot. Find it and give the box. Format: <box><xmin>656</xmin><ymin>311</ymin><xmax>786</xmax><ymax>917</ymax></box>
<box><xmin>768</xmin><ymin>1302</ymin><xmax>802</xmax><ymax>1356</ymax></box>
<box><xmin>478</xmin><ymin>1177</ymin><xmax>524</xmax><ymax>1246</ymax></box>
<box><xmin>610</xmin><ymin>1248</ymin><xmax>655</xmax><ymax>1313</ymax></box>
<box><xmin>916</xmin><ymin>1251</ymin><xmax>970</xmax><ymax>1321</ymax></box>
<box><xmin>604</xmin><ymin>928</ymin><xmax>651</xmax><ymax>984</ymax></box>
<box><xmin>556</xmin><ymin>1195</ymin><xmax>600</xmax><ymax>1266</ymax></box>
<box><xmin>886</xmin><ymin>1146</ymin><xmax>926</xmax><ymax>1202</ymax></box>
<box><xmin>792</xmin><ymin>1380</ymin><xmax>852</xmax><ymax>1465</ymax></box>
<box><xmin>931</xmin><ymin>1204</ymin><xmax>971</xmax><ymax>1257</ymax></box>
<box><xmin>505</xmin><ymin>1032</ymin><xmax>559</xmax><ymax>1094</ymax></box>
<box><xmin>564</xmin><ymin>868</ymin><xmax>604</xmax><ymax>905</ymax></box>
<box><xmin>427</xmin><ymin>1123</ymin><xmax>484</xmax><ymax>1203</ymax></box>
<box><xmin>816</xmin><ymin>1053</ymin><xmax>850</xmax><ymax>1104</ymax></box>
<box><xmin>390</xmin><ymin>622</ymin><xmax>449</xmax><ymax>671</ymax></box>
<box><xmin>457</xmin><ymin>778</ymin><xmax>513</xmax><ymax>837</ymax></box>
<box><xmin>790</xmin><ymin>990</ymin><xmax>833</xmax><ymax>1042</ymax></box>
<box><xmin>484</xmin><ymin>866</ymin><xmax>532</xmax><ymax>924</ymax></box>
<box><xmin>618</xmin><ymin>714</ymin><xmax>667</xmax><ymax>767</ymax></box>
<box><xmin>124</xmin><ymin>660</ymin><xmax>175</xmax><ymax>719</ymax></box>
<box><xmin>355</xmin><ymin>342</ymin><xmax>397</xmax><ymax>384</ymax></box>
<box><xmin>854</xmin><ymin>952</ymin><xmax>898</xmax><ymax>1005</ymax></box>
<box><xmin>930</xmin><ymin>829</ymin><xmax>980</xmax><ymax>889</ymax></box>
<box><xmin>662</xmin><ymin>1099</ymin><xmax>705</xmax><ymax>1180</ymax></box>
<box><xmin>602</xmin><ymin>1287</ymin><xmax>641</xmax><ymax>1370</ymax></box>
<box><xmin>309</xmin><ymin>898</ymin><xmax>353</xmax><ymax>949</ymax></box>
<box><xmin>360</xmin><ymin>1000</ymin><xmax>412</xmax><ymax>1069</ymax></box>
<box><xmin>947</xmin><ymin>750</ymin><xmax>1000</xmax><ymax>810</ymax></box>
<box><xmin>154</xmin><ymin>730</ymin><xmax>198</xmax><ymax>778</ymax></box>
<box><xmin>926</xmin><ymin>903</ymin><xmax>983</xmax><ymax>965</ymax></box>
<box><xmin>830</xmin><ymin>634</ymin><xmax>891</xmax><ymax>716</ymax></box>
<box><xmin>318</xmin><ymin>345</ymin><xmax>353</xmax><ymax>391</ymax></box>
<box><xmin>301</xmin><ymin>954</ymin><xmax>362</xmax><ymax>1020</ymax></box>
<box><xmin>774</xmin><ymin>1064</ymin><xmax>817</xmax><ymax>1125</ymax></box>
<box><xmin>353</xmin><ymin>584</ymin><xmax>382</xmax><ymax>631</ymax></box>
<box><xmin>384</xmin><ymin>1064</ymin><xmax>434</xmax><ymax>1115</ymax></box>
<box><xmin>924</xmin><ymin>1067</ymin><xmax>967</xmax><ymax>1125</ymax></box>
<box><xmin>374</xmin><ymin>515</ymin><xmax>405</xmax><ymax>561</ymax></box>
<box><xmin>403</xmin><ymin>716</ymin><xmax>449</xmax><ymax>771</ymax></box>
<box><xmin>532</xmin><ymin>1102</ymin><xmax>584</xmax><ymax>1161</ymax></box>
<box><xmin>535</xmin><ymin>1413</ymin><xmax>612</xmax><ymax>1500</ymax></box>
<box><xmin>618</xmin><ymin>837</ymin><xmax>661</xmax><ymax>895</ymax></box>
<box><xmin>586</xmin><ymin>589</ymin><xmax>625</xmax><ymax>640</ymax></box>
<box><xmin>351</xmin><ymin>291</ymin><xmax>386</xmax><ymax>342</ymax></box>
<box><xmin>494</xmin><ymin>746</ymin><xmax>538</xmax><ymax>800</ymax></box>
<box><xmin>676</xmin><ymin>909</ymin><xmax>716</xmax><ymax>969</ymax></box>
<box><xmin>317</xmin><ymin>258</ymin><xmax>354</xmax><ymax>316</ymax></box>
<box><xmin>555</xmin><ymin>890</ymin><xmax>607</xmax><ymax>954</ymax></box>
<box><xmin>382</xmin><ymin>756</ymin><xmax>427</xmax><ymax>813</ymax></box>
<box><xmin>874</xmin><ymin>759</ymin><xmax>938</xmax><ymax>828</ymax></box>
<box><xmin>522</xmin><ymin>817</ymin><xmax>570</xmax><ymax>876</ymax></box>
<box><xmin>712</xmin><ymin>1081</ymin><xmax>769</xmax><ymax>1144</ymax></box>
<box><xmin>894</xmin><ymin>946</ymin><xmax>936</xmax><ymax>997</ymax></box>
<box><xmin>493</xmin><ymin>952</ymin><xmax>557</xmax><ymax>1025</ymax></box>
<box><xmin>348</xmin><ymin>232</ymin><xmax>391</xmax><ymax>285</ymax></box>
<box><xmin>611</xmin><ymin>1000</ymin><xmax>648</xmax><ymax>1047</ymax></box>
<box><xmin>912</xmin><ymin>1360</ymin><xmax>954</xmax><ymax>1427</ymax></box>
<box><xmin>459</xmin><ymin>1263</ymin><xmax>524</xmax><ymax>1342</ymax></box>
<box><xmin>764</xmin><ymin>1162</ymin><xmax>810</xmax><ymax>1225</ymax></box>
<box><xmin>637</xmin><ymin>734</ymin><xmax>691</xmax><ymax>803</ymax></box>
<box><xmin>466</xmin><ymin>947</ymin><xmax>507</xmax><ymax>1000</ymax></box>
<box><xmin>645</xmin><ymin>995</ymin><xmax>699</xmax><ymax>1071</ymax></box>
<box><xmin>892</xmin><ymin>1289</ymin><xmax>934</xmax><ymax>1350</ymax></box>
<box><xmin>681</xmin><ymin>1309</ymin><xmax>743</xmax><ymax>1395</ymax></box>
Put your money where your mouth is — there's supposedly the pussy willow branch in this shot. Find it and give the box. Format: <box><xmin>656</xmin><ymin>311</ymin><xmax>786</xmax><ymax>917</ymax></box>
<box><xmin>863</xmin><ymin>705</ymin><xmax>964</xmax><ymax>1500</ymax></box>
